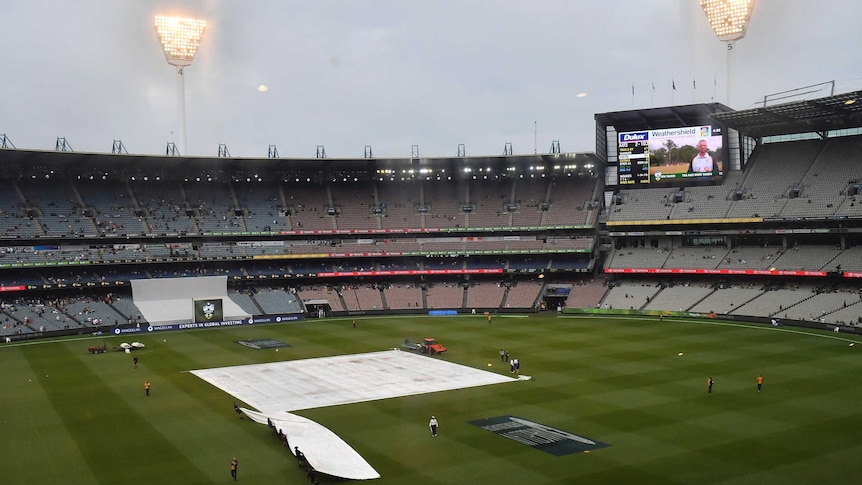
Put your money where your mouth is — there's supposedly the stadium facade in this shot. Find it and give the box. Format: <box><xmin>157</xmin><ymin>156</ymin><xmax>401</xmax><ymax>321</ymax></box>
<box><xmin>2</xmin><ymin>89</ymin><xmax>862</xmax><ymax>340</ymax></box>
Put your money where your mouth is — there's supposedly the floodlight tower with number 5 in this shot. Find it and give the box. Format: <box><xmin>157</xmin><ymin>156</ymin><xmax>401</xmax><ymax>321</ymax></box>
<box><xmin>699</xmin><ymin>0</ymin><xmax>755</xmax><ymax>108</ymax></box>
<box><xmin>154</xmin><ymin>15</ymin><xmax>206</xmax><ymax>156</ymax></box>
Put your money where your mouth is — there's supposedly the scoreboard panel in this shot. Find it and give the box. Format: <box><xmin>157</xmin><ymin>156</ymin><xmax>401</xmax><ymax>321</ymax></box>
<box><xmin>618</xmin><ymin>131</ymin><xmax>650</xmax><ymax>185</ymax></box>
<box><xmin>616</xmin><ymin>125</ymin><xmax>724</xmax><ymax>186</ymax></box>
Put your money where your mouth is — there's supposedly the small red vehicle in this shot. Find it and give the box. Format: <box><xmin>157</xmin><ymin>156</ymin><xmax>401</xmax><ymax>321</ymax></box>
<box><xmin>402</xmin><ymin>338</ymin><xmax>448</xmax><ymax>355</ymax></box>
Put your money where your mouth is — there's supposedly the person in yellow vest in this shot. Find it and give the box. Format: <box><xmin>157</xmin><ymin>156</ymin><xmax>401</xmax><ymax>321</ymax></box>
<box><xmin>756</xmin><ymin>374</ymin><xmax>763</xmax><ymax>392</ymax></box>
<box><xmin>707</xmin><ymin>376</ymin><xmax>714</xmax><ymax>393</ymax></box>
<box><xmin>145</xmin><ymin>381</ymin><xmax>150</xmax><ymax>396</ymax></box>
<box><xmin>230</xmin><ymin>456</ymin><xmax>238</xmax><ymax>481</ymax></box>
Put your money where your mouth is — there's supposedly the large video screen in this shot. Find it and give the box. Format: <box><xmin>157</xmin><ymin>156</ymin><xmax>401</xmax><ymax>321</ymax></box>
<box><xmin>618</xmin><ymin>125</ymin><xmax>724</xmax><ymax>185</ymax></box>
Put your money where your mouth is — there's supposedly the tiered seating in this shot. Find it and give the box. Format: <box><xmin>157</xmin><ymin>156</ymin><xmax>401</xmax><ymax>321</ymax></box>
<box><xmin>607</xmin><ymin>247</ymin><xmax>671</xmax><ymax>269</ymax></box>
<box><xmin>4</xmin><ymin>298</ymin><xmax>71</xmax><ymax>331</ymax></box>
<box><xmin>689</xmin><ymin>285</ymin><xmax>764</xmax><ymax>314</ymax></box>
<box><xmin>226</xmin><ymin>290</ymin><xmax>259</xmax><ymax>315</ymax></box>
<box><xmin>132</xmin><ymin>182</ymin><xmax>196</xmax><ymax>234</ymax></box>
<box><xmin>771</xmin><ymin>246</ymin><xmax>841</xmax><ymax>271</ymax></box>
<box><xmin>253</xmin><ymin>288</ymin><xmax>305</xmax><ymax>314</ymax></box>
<box><xmin>236</xmin><ymin>182</ymin><xmax>291</xmax><ymax>232</ymax></box>
<box><xmin>715</xmin><ymin>247</ymin><xmax>783</xmax><ymax>270</ymax></box>
<box><xmin>830</xmin><ymin>246</ymin><xmax>862</xmax><ymax>272</ymax></box>
<box><xmin>77</xmin><ymin>180</ymin><xmax>148</xmax><ymax>236</ymax></box>
<box><xmin>297</xmin><ymin>286</ymin><xmax>345</xmax><ymax>312</ymax></box>
<box><xmin>377</xmin><ymin>182</ymin><xmax>422</xmax><ymax>230</ymax></box>
<box><xmin>826</xmin><ymin>297</ymin><xmax>862</xmax><ymax>325</ymax></box>
<box><xmin>0</xmin><ymin>180</ymin><xmax>42</xmax><ymax>238</ymax></box>
<box><xmin>283</xmin><ymin>183</ymin><xmax>334</xmax><ymax>231</ymax></box>
<box><xmin>19</xmin><ymin>179</ymin><xmax>95</xmax><ymax>236</ymax></box>
<box><xmin>383</xmin><ymin>284</ymin><xmax>422</xmax><ymax>310</ymax></box>
<box><xmin>643</xmin><ymin>284</ymin><xmax>713</xmax><ymax>312</ymax></box>
<box><xmin>425</xmin><ymin>283</ymin><xmax>463</xmax><ymax>309</ymax></box>
<box><xmin>725</xmin><ymin>140</ymin><xmax>823</xmax><ymax>218</ymax></box>
<box><xmin>781</xmin><ymin>136</ymin><xmax>861</xmax><ymax>219</ymax></box>
<box><xmin>343</xmin><ymin>286</ymin><xmax>383</xmax><ymax>311</ymax></box>
<box><xmin>503</xmin><ymin>281</ymin><xmax>543</xmax><ymax>308</ymax></box>
<box><xmin>465</xmin><ymin>240</ymin><xmax>507</xmax><ymax>251</ymax></box>
<box><xmin>777</xmin><ymin>289</ymin><xmax>855</xmax><ymax>321</ymax></box>
<box><xmin>668</xmin><ymin>184</ymin><xmax>733</xmax><ymax>220</ymax></box>
<box><xmin>465</xmin><ymin>282</ymin><xmax>505</xmax><ymax>309</ymax></box>
<box><xmin>601</xmin><ymin>281</ymin><xmax>660</xmax><ymax>310</ymax></box>
<box><xmin>423</xmin><ymin>181</ymin><xmax>466</xmax><ymax>229</ymax></box>
<box><xmin>466</xmin><ymin>180</ymin><xmax>512</xmax><ymax>228</ymax></box>
<box><xmin>183</xmin><ymin>181</ymin><xmax>240</xmax><ymax>233</ymax></box>
<box><xmin>546</xmin><ymin>238</ymin><xmax>593</xmax><ymax>250</ymax></box>
<box><xmin>730</xmin><ymin>289</ymin><xmax>810</xmax><ymax>317</ymax></box>
<box><xmin>64</xmin><ymin>296</ymin><xmax>127</xmax><ymax>327</ymax></box>
<box><xmin>563</xmin><ymin>280</ymin><xmax>608</xmax><ymax>309</ymax></box>
<box><xmin>110</xmin><ymin>296</ymin><xmax>144</xmax><ymax>322</ymax></box>
<box><xmin>663</xmin><ymin>246</ymin><xmax>726</xmax><ymax>269</ymax></box>
<box><xmin>608</xmin><ymin>187</ymin><xmax>674</xmax><ymax>222</ymax></box>
<box><xmin>544</xmin><ymin>178</ymin><xmax>594</xmax><ymax>225</ymax></box>
<box><xmin>330</xmin><ymin>182</ymin><xmax>377</xmax><ymax>231</ymax></box>
<box><xmin>375</xmin><ymin>240</ymin><xmax>421</xmax><ymax>253</ymax></box>
<box><xmin>511</xmin><ymin>178</ymin><xmax>547</xmax><ymax>226</ymax></box>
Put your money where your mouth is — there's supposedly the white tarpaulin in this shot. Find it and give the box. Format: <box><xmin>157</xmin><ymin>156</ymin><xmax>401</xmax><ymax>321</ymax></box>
<box><xmin>190</xmin><ymin>349</ymin><xmax>518</xmax><ymax>480</ymax></box>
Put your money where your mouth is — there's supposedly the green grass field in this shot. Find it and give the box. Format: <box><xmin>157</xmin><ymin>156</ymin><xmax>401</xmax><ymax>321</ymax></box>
<box><xmin>3</xmin><ymin>314</ymin><xmax>862</xmax><ymax>484</ymax></box>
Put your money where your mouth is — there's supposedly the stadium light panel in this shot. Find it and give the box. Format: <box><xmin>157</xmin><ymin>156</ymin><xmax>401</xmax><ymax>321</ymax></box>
<box><xmin>699</xmin><ymin>0</ymin><xmax>755</xmax><ymax>42</ymax></box>
<box><xmin>154</xmin><ymin>16</ymin><xmax>207</xmax><ymax>67</ymax></box>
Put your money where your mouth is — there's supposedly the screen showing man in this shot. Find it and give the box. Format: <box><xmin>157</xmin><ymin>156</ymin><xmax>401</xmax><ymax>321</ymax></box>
<box><xmin>689</xmin><ymin>139</ymin><xmax>715</xmax><ymax>173</ymax></box>
<box><xmin>618</xmin><ymin>125</ymin><xmax>723</xmax><ymax>185</ymax></box>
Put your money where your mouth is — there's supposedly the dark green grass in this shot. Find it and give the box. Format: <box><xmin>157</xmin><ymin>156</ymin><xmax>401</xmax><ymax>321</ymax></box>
<box><xmin>3</xmin><ymin>314</ymin><xmax>862</xmax><ymax>484</ymax></box>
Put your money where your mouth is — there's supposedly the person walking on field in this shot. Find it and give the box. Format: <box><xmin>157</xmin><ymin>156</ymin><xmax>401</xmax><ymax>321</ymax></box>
<box><xmin>230</xmin><ymin>457</ymin><xmax>238</xmax><ymax>481</ymax></box>
<box><xmin>145</xmin><ymin>381</ymin><xmax>150</xmax><ymax>396</ymax></box>
<box><xmin>707</xmin><ymin>376</ymin><xmax>714</xmax><ymax>394</ymax></box>
<box><xmin>429</xmin><ymin>416</ymin><xmax>438</xmax><ymax>437</ymax></box>
<box><xmin>756</xmin><ymin>374</ymin><xmax>763</xmax><ymax>392</ymax></box>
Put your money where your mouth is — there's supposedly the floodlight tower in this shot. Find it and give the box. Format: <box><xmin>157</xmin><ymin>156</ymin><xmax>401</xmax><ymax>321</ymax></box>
<box><xmin>699</xmin><ymin>0</ymin><xmax>755</xmax><ymax>108</ymax></box>
<box><xmin>154</xmin><ymin>15</ymin><xmax>206</xmax><ymax>155</ymax></box>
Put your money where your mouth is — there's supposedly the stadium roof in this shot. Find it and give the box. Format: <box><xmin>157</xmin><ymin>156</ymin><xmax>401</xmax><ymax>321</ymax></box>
<box><xmin>712</xmin><ymin>90</ymin><xmax>862</xmax><ymax>138</ymax></box>
<box><xmin>0</xmin><ymin>148</ymin><xmax>602</xmax><ymax>181</ymax></box>
<box><xmin>594</xmin><ymin>103</ymin><xmax>733</xmax><ymax>133</ymax></box>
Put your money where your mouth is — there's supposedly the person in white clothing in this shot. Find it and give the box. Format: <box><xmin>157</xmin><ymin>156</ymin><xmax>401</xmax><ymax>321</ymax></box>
<box><xmin>689</xmin><ymin>139</ymin><xmax>715</xmax><ymax>174</ymax></box>
<box><xmin>429</xmin><ymin>416</ymin><xmax>438</xmax><ymax>437</ymax></box>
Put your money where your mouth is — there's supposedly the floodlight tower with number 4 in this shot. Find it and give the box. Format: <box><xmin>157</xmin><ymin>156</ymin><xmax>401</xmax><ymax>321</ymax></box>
<box><xmin>154</xmin><ymin>15</ymin><xmax>207</xmax><ymax>156</ymax></box>
<box><xmin>699</xmin><ymin>0</ymin><xmax>755</xmax><ymax>108</ymax></box>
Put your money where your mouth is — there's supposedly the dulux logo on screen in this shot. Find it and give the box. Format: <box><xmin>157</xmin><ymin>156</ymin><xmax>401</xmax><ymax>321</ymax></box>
<box><xmin>620</xmin><ymin>132</ymin><xmax>648</xmax><ymax>143</ymax></box>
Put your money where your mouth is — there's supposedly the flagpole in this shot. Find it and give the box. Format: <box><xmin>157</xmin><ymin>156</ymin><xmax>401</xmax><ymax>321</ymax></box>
<box><xmin>671</xmin><ymin>79</ymin><xmax>676</xmax><ymax>106</ymax></box>
<box><xmin>713</xmin><ymin>73</ymin><xmax>717</xmax><ymax>102</ymax></box>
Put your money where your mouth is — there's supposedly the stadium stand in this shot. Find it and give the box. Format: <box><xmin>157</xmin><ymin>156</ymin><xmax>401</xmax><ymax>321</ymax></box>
<box><xmin>5</xmin><ymin>90</ymin><xmax>862</xmax><ymax>342</ymax></box>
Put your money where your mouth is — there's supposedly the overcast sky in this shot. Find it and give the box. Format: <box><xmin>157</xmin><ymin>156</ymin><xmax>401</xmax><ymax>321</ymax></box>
<box><xmin>2</xmin><ymin>1</ymin><xmax>861</xmax><ymax>159</ymax></box>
